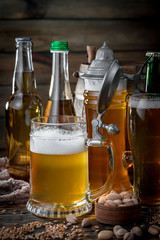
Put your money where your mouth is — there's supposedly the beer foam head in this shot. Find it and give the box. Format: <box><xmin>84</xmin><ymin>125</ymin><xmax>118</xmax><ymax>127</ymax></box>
<box><xmin>30</xmin><ymin>128</ymin><xmax>87</xmax><ymax>155</ymax></box>
<box><xmin>129</xmin><ymin>95</ymin><xmax>160</xmax><ymax>109</ymax></box>
<box><xmin>129</xmin><ymin>95</ymin><xmax>160</xmax><ymax>121</ymax></box>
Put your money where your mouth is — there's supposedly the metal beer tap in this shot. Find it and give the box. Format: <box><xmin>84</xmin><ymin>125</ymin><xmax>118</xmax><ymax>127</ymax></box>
<box><xmin>91</xmin><ymin>59</ymin><xmax>122</xmax><ymax>141</ymax></box>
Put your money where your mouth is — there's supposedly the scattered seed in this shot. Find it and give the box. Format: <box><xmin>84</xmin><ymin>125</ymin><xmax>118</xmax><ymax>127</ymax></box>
<box><xmin>53</xmin><ymin>219</ymin><xmax>59</xmax><ymax>223</ymax></box>
<box><xmin>66</xmin><ymin>222</ymin><xmax>72</xmax><ymax>227</ymax></box>
<box><xmin>94</xmin><ymin>225</ymin><xmax>100</xmax><ymax>229</ymax></box>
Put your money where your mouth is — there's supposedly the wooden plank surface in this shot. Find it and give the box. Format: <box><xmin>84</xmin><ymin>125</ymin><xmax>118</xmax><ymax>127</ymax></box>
<box><xmin>0</xmin><ymin>52</ymin><xmax>145</xmax><ymax>87</ymax></box>
<box><xmin>0</xmin><ymin>53</ymin><xmax>87</xmax><ymax>86</ymax></box>
<box><xmin>0</xmin><ymin>0</ymin><xmax>159</xmax><ymax>19</ymax></box>
<box><xmin>0</xmin><ymin>19</ymin><xmax>159</xmax><ymax>52</ymax></box>
<box><xmin>0</xmin><ymin>118</ymin><xmax>5</xmax><ymax>151</ymax></box>
<box><xmin>0</xmin><ymin>203</ymin><xmax>159</xmax><ymax>239</ymax></box>
<box><xmin>0</xmin><ymin>58</ymin><xmax>144</xmax><ymax>118</ymax></box>
<box><xmin>0</xmin><ymin>149</ymin><xmax>5</xmax><ymax>158</ymax></box>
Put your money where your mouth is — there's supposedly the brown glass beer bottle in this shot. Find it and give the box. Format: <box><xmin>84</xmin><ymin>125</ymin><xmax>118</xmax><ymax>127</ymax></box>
<box><xmin>5</xmin><ymin>38</ymin><xmax>43</xmax><ymax>181</ymax></box>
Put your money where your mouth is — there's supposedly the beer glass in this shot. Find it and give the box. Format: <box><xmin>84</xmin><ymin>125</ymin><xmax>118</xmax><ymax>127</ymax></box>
<box><xmin>128</xmin><ymin>93</ymin><xmax>160</xmax><ymax>206</ymax></box>
<box><xmin>27</xmin><ymin>115</ymin><xmax>114</xmax><ymax>218</ymax></box>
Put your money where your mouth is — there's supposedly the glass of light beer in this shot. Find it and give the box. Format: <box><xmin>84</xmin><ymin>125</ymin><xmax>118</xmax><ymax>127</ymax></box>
<box><xmin>27</xmin><ymin>115</ymin><xmax>114</xmax><ymax>218</ymax></box>
<box><xmin>128</xmin><ymin>93</ymin><xmax>160</xmax><ymax>206</ymax></box>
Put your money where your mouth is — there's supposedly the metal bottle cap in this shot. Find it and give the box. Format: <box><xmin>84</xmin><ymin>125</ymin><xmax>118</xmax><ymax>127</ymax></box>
<box><xmin>82</xmin><ymin>42</ymin><xmax>114</xmax><ymax>79</ymax></box>
<box><xmin>146</xmin><ymin>52</ymin><xmax>160</xmax><ymax>57</ymax></box>
<box><xmin>15</xmin><ymin>37</ymin><xmax>31</xmax><ymax>42</ymax></box>
<box><xmin>15</xmin><ymin>38</ymin><xmax>32</xmax><ymax>48</ymax></box>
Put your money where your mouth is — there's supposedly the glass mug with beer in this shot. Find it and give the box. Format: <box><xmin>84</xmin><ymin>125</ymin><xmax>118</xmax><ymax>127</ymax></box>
<box><xmin>128</xmin><ymin>93</ymin><xmax>160</xmax><ymax>206</ymax></box>
<box><xmin>26</xmin><ymin>115</ymin><xmax>114</xmax><ymax>218</ymax></box>
<box><xmin>83</xmin><ymin>43</ymin><xmax>132</xmax><ymax>194</ymax></box>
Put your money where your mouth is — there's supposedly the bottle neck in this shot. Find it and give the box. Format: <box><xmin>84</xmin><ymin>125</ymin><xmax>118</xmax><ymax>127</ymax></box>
<box><xmin>12</xmin><ymin>41</ymin><xmax>36</xmax><ymax>93</ymax></box>
<box><xmin>145</xmin><ymin>55</ymin><xmax>160</xmax><ymax>93</ymax></box>
<box><xmin>49</xmin><ymin>51</ymin><xmax>72</xmax><ymax>100</ymax></box>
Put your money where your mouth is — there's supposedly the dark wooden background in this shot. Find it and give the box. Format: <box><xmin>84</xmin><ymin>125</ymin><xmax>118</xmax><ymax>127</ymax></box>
<box><xmin>0</xmin><ymin>0</ymin><xmax>160</xmax><ymax>155</ymax></box>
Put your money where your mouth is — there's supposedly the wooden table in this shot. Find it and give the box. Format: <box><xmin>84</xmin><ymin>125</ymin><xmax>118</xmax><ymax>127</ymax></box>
<box><xmin>0</xmin><ymin>203</ymin><xmax>159</xmax><ymax>239</ymax></box>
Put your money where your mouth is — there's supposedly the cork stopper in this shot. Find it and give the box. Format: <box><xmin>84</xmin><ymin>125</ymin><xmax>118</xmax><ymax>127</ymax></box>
<box><xmin>87</xmin><ymin>46</ymin><xmax>97</xmax><ymax>64</ymax></box>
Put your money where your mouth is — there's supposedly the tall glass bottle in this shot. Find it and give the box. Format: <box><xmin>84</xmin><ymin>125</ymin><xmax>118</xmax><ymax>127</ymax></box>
<box><xmin>5</xmin><ymin>38</ymin><xmax>43</xmax><ymax>181</ymax></box>
<box><xmin>145</xmin><ymin>52</ymin><xmax>160</xmax><ymax>93</ymax></box>
<box><xmin>45</xmin><ymin>41</ymin><xmax>75</xmax><ymax>116</ymax></box>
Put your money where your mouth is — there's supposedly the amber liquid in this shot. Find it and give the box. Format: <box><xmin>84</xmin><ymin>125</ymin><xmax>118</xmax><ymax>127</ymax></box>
<box><xmin>5</xmin><ymin>73</ymin><xmax>43</xmax><ymax>181</ymax></box>
<box><xmin>30</xmin><ymin>151</ymin><xmax>88</xmax><ymax>204</ymax></box>
<box><xmin>128</xmin><ymin>99</ymin><xmax>160</xmax><ymax>205</ymax></box>
<box><xmin>84</xmin><ymin>90</ymin><xmax>132</xmax><ymax>193</ymax></box>
<box><xmin>45</xmin><ymin>99</ymin><xmax>75</xmax><ymax>116</ymax></box>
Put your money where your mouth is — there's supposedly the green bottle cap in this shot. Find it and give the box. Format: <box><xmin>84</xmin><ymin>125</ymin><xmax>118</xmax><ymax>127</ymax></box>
<box><xmin>50</xmin><ymin>41</ymin><xmax>69</xmax><ymax>51</ymax></box>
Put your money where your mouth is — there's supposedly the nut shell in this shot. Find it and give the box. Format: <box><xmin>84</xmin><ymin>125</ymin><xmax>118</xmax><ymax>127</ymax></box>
<box><xmin>106</xmin><ymin>193</ymin><xmax>122</xmax><ymax>200</ymax></box>
<box><xmin>106</xmin><ymin>200</ymin><xmax>117</xmax><ymax>207</ymax></box>
<box><xmin>113</xmin><ymin>225</ymin><xmax>122</xmax><ymax>235</ymax></box>
<box><xmin>123</xmin><ymin>232</ymin><xmax>134</xmax><ymax>240</ymax></box>
<box><xmin>116</xmin><ymin>228</ymin><xmax>128</xmax><ymax>239</ymax></box>
<box><xmin>66</xmin><ymin>214</ymin><xmax>78</xmax><ymax>224</ymax></box>
<box><xmin>98</xmin><ymin>230</ymin><xmax>114</xmax><ymax>240</ymax></box>
<box><xmin>148</xmin><ymin>225</ymin><xmax>160</xmax><ymax>236</ymax></box>
<box><xmin>98</xmin><ymin>196</ymin><xmax>107</xmax><ymax>204</ymax></box>
<box><xmin>131</xmin><ymin>226</ymin><xmax>142</xmax><ymax>237</ymax></box>
<box><xmin>81</xmin><ymin>218</ymin><xmax>91</xmax><ymax>227</ymax></box>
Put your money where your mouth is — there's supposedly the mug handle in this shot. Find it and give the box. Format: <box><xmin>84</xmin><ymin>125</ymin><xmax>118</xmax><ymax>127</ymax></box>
<box><xmin>86</xmin><ymin>138</ymin><xmax>115</xmax><ymax>201</ymax></box>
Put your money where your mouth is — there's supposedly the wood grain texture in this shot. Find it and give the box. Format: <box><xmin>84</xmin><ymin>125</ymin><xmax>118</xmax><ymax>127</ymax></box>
<box><xmin>0</xmin><ymin>204</ymin><xmax>159</xmax><ymax>240</ymax></box>
<box><xmin>0</xmin><ymin>0</ymin><xmax>159</xmax><ymax>19</ymax></box>
<box><xmin>0</xmin><ymin>52</ymin><xmax>145</xmax><ymax>86</ymax></box>
<box><xmin>0</xmin><ymin>19</ymin><xmax>159</xmax><ymax>52</ymax></box>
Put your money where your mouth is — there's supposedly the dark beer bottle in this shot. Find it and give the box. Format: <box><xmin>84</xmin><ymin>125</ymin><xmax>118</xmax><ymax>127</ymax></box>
<box><xmin>145</xmin><ymin>52</ymin><xmax>160</xmax><ymax>93</ymax></box>
<box><xmin>5</xmin><ymin>38</ymin><xmax>43</xmax><ymax>181</ymax></box>
<box><xmin>45</xmin><ymin>41</ymin><xmax>75</xmax><ymax>116</ymax></box>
